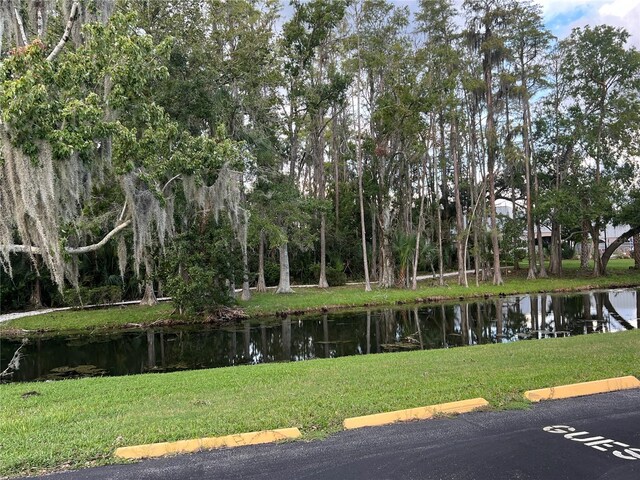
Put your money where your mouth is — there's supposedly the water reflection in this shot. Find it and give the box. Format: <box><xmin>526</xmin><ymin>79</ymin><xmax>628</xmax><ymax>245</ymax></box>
<box><xmin>1</xmin><ymin>288</ymin><xmax>637</xmax><ymax>383</ymax></box>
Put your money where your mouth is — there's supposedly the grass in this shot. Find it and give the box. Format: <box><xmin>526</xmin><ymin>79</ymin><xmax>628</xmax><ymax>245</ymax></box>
<box><xmin>0</xmin><ymin>303</ymin><xmax>174</xmax><ymax>336</ymax></box>
<box><xmin>0</xmin><ymin>329</ymin><xmax>638</xmax><ymax>477</ymax></box>
<box><xmin>240</xmin><ymin>259</ymin><xmax>640</xmax><ymax>316</ymax></box>
<box><xmin>1</xmin><ymin>259</ymin><xmax>639</xmax><ymax>336</ymax></box>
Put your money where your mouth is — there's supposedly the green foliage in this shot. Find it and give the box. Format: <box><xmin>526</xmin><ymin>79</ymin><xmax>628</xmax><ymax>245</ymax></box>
<box><xmin>310</xmin><ymin>264</ymin><xmax>347</xmax><ymax>287</ymax></box>
<box><xmin>0</xmin><ymin>9</ymin><xmax>250</xmax><ymax>292</ymax></box>
<box><xmin>0</xmin><ymin>256</ymin><xmax>56</xmax><ymax>311</ymax></box>
<box><xmin>562</xmin><ymin>242</ymin><xmax>576</xmax><ymax>260</ymax></box>
<box><xmin>54</xmin><ymin>286</ymin><xmax>123</xmax><ymax>307</ymax></box>
<box><xmin>263</xmin><ymin>260</ymin><xmax>281</xmax><ymax>287</ymax></box>
<box><xmin>0</xmin><ymin>14</ymin><xmax>172</xmax><ymax>163</ymax></box>
<box><xmin>160</xmin><ymin>219</ymin><xmax>241</xmax><ymax>315</ymax></box>
<box><xmin>499</xmin><ymin>215</ymin><xmax>527</xmax><ymax>268</ymax></box>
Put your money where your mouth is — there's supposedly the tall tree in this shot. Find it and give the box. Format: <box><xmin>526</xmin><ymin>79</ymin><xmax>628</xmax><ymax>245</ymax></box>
<box><xmin>507</xmin><ymin>0</ymin><xmax>552</xmax><ymax>279</ymax></box>
<box><xmin>464</xmin><ymin>0</ymin><xmax>512</xmax><ymax>285</ymax></box>
<box><xmin>559</xmin><ymin>25</ymin><xmax>640</xmax><ymax>275</ymax></box>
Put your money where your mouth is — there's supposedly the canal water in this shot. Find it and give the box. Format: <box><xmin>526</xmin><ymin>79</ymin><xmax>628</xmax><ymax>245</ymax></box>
<box><xmin>1</xmin><ymin>288</ymin><xmax>638</xmax><ymax>382</ymax></box>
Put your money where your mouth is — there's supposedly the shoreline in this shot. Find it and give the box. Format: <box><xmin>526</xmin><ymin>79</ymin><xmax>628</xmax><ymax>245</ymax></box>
<box><xmin>1</xmin><ymin>271</ymin><xmax>639</xmax><ymax>338</ymax></box>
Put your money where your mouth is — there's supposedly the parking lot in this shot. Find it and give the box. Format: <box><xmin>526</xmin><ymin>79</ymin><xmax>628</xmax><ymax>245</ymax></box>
<box><xmin>26</xmin><ymin>389</ymin><xmax>640</xmax><ymax>479</ymax></box>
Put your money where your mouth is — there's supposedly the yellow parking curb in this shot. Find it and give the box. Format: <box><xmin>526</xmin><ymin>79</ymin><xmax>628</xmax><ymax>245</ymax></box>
<box><xmin>524</xmin><ymin>376</ymin><xmax>640</xmax><ymax>402</ymax></box>
<box><xmin>343</xmin><ymin>397</ymin><xmax>489</xmax><ymax>430</ymax></box>
<box><xmin>114</xmin><ymin>427</ymin><xmax>302</xmax><ymax>459</ymax></box>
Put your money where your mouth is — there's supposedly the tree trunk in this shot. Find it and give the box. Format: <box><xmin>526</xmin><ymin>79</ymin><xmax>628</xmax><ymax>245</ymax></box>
<box><xmin>483</xmin><ymin>37</ymin><xmax>503</xmax><ymax>286</ymax></box>
<box><xmin>30</xmin><ymin>277</ymin><xmax>43</xmax><ymax>308</ymax></box>
<box><xmin>140</xmin><ymin>282</ymin><xmax>157</xmax><ymax>306</ymax></box>
<box><xmin>140</xmin><ymin>257</ymin><xmax>157</xmax><ymax>306</ymax></box>
<box><xmin>549</xmin><ymin>220</ymin><xmax>563</xmax><ymax>275</ymax></box>
<box><xmin>276</xmin><ymin>242</ymin><xmax>294</xmax><ymax>294</ymax></box>
<box><xmin>257</xmin><ymin>230</ymin><xmax>267</xmax><ymax>292</ymax></box>
<box><xmin>370</xmin><ymin>205</ymin><xmax>378</xmax><ymax>281</ymax></box>
<box><xmin>634</xmin><ymin>234</ymin><xmax>640</xmax><ymax>269</ymax></box>
<box><xmin>536</xmin><ymin>221</ymin><xmax>548</xmax><ymax>278</ymax></box>
<box><xmin>580</xmin><ymin>221</ymin><xmax>591</xmax><ymax>270</ymax></box>
<box><xmin>412</xmin><ymin>192</ymin><xmax>426</xmax><ymax>291</ymax></box>
<box><xmin>240</xmin><ymin>271</ymin><xmax>251</xmax><ymax>301</ymax></box>
<box><xmin>451</xmin><ymin>118</ymin><xmax>466</xmax><ymax>287</ymax></box>
<box><xmin>318</xmin><ymin>212</ymin><xmax>329</xmax><ymax>288</ymax></box>
<box><xmin>332</xmin><ymin>110</ymin><xmax>340</xmax><ymax>227</ymax></box>
<box><xmin>591</xmin><ymin>223</ymin><xmax>602</xmax><ymax>276</ymax></box>
<box><xmin>378</xmin><ymin>207</ymin><xmax>394</xmax><ymax>288</ymax></box>
<box><xmin>436</xmin><ymin>197</ymin><xmax>445</xmax><ymax>287</ymax></box>
<box><xmin>355</xmin><ymin>10</ymin><xmax>371</xmax><ymax>292</ymax></box>
<box><xmin>488</xmin><ymin>171</ymin><xmax>502</xmax><ymax>285</ymax></box>
<box><xmin>521</xmin><ymin>54</ymin><xmax>536</xmax><ymax>280</ymax></box>
<box><xmin>524</xmin><ymin>144</ymin><xmax>536</xmax><ymax>280</ymax></box>
<box><xmin>599</xmin><ymin>225</ymin><xmax>640</xmax><ymax>274</ymax></box>
<box><xmin>358</xmin><ymin>173</ymin><xmax>371</xmax><ymax>291</ymax></box>
<box><xmin>314</xmin><ymin>53</ymin><xmax>328</xmax><ymax>289</ymax></box>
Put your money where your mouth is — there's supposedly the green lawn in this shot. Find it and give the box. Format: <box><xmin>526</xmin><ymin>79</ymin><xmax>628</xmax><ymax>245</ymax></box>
<box><xmin>0</xmin><ymin>303</ymin><xmax>174</xmax><ymax>336</ymax></box>
<box><xmin>0</xmin><ymin>329</ymin><xmax>638</xmax><ymax>477</ymax></box>
<box><xmin>240</xmin><ymin>265</ymin><xmax>640</xmax><ymax>316</ymax></box>
<box><xmin>2</xmin><ymin>259</ymin><xmax>639</xmax><ymax>336</ymax></box>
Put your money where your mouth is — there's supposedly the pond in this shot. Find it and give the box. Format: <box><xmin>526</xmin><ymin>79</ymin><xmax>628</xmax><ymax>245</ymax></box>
<box><xmin>1</xmin><ymin>288</ymin><xmax>638</xmax><ymax>383</ymax></box>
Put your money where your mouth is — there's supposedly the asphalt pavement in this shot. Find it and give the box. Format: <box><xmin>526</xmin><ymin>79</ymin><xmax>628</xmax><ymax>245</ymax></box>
<box><xmin>24</xmin><ymin>389</ymin><xmax>640</xmax><ymax>480</ymax></box>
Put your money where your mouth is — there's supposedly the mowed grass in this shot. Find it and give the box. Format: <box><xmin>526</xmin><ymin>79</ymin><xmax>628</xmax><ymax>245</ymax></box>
<box><xmin>1</xmin><ymin>329</ymin><xmax>639</xmax><ymax>477</ymax></box>
<box><xmin>2</xmin><ymin>259</ymin><xmax>639</xmax><ymax>336</ymax></box>
<box><xmin>0</xmin><ymin>303</ymin><xmax>174</xmax><ymax>335</ymax></box>
<box><xmin>240</xmin><ymin>260</ymin><xmax>640</xmax><ymax>316</ymax></box>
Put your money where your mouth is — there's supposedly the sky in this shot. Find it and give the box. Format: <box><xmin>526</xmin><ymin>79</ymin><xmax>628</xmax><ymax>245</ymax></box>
<box><xmin>389</xmin><ymin>0</ymin><xmax>640</xmax><ymax>46</ymax></box>
<box><xmin>539</xmin><ymin>0</ymin><xmax>640</xmax><ymax>45</ymax></box>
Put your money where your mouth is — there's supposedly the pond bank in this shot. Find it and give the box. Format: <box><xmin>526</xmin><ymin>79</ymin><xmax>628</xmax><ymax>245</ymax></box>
<box><xmin>1</xmin><ymin>261</ymin><xmax>639</xmax><ymax>337</ymax></box>
<box><xmin>3</xmin><ymin>288</ymin><xmax>636</xmax><ymax>382</ymax></box>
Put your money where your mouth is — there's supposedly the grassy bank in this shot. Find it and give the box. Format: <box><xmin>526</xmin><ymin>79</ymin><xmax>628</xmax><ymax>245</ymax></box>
<box><xmin>0</xmin><ymin>303</ymin><xmax>174</xmax><ymax>336</ymax></box>
<box><xmin>1</xmin><ymin>329</ymin><xmax>638</xmax><ymax>477</ymax></box>
<box><xmin>1</xmin><ymin>259</ymin><xmax>639</xmax><ymax>336</ymax></box>
<box><xmin>241</xmin><ymin>261</ymin><xmax>640</xmax><ymax>316</ymax></box>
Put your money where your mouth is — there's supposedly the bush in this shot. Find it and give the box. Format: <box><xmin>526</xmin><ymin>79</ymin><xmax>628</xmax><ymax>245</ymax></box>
<box><xmin>310</xmin><ymin>264</ymin><xmax>346</xmax><ymax>286</ymax></box>
<box><xmin>562</xmin><ymin>242</ymin><xmax>576</xmax><ymax>260</ymax></box>
<box><xmin>326</xmin><ymin>266</ymin><xmax>347</xmax><ymax>286</ymax></box>
<box><xmin>263</xmin><ymin>261</ymin><xmax>280</xmax><ymax>287</ymax></box>
<box><xmin>57</xmin><ymin>286</ymin><xmax>123</xmax><ymax>307</ymax></box>
<box><xmin>159</xmin><ymin>219</ymin><xmax>240</xmax><ymax>315</ymax></box>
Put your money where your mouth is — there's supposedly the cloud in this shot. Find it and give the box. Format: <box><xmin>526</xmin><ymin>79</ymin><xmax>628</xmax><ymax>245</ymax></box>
<box><xmin>536</xmin><ymin>0</ymin><xmax>640</xmax><ymax>46</ymax></box>
<box><xmin>368</xmin><ymin>1</ymin><xmax>640</xmax><ymax>47</ymax></box>
<box><xmin>598</xmin><ymin>0</ymin><xmax>638</xmax><ymax>17</ymax></box>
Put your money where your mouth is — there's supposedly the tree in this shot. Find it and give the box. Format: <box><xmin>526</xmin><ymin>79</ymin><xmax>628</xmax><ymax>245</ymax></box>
<box><xmin>281</xmin><ymin>0</ymin><xmax>349</xmax><ymax>288</ymax></box>
<box><xmin>464</xmin><ymin>0</ymin><xmax>513</xmax><ymax>285</ymax></box>
<box><xmin>0</xmin><ymin>9</ymin><xmax>248</xmax><ymax>303</ymax></box>
<box><xmin>506</xmin><ymin>0</ymin><xmax>552</xmax><ymax>279</ymax></box>
<box><xmin>417</xmin><ymin>0</ymin><xmax>465</xmax><ymax>286</ymax></box>
<box><xmin>558</xmin><ymin>25</ymin><xmax>640</xmax><ymax>275</ymax></box>
<box><xmin>355</xmin><ymin>0</ymin><xmax>414</xmax><ymax>288</ymax></box>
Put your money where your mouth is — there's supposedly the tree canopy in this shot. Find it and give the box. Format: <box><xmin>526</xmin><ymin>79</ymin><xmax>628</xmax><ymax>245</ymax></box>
<box><xmin>1</xmin><ymin>0</ymin><xmax>639</xmax><ymax>312</ymax></box>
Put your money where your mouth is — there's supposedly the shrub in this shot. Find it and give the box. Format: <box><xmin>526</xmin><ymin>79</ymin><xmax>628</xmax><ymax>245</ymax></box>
<box><xmin>159</xmin><ymin>219</ymin><xmax>240</xmax><ymax>315</ymax></box>
<box><xmin>57</xmin><ymin>286</ymin><xmax>123</xmax><ymax>307</ymax></box>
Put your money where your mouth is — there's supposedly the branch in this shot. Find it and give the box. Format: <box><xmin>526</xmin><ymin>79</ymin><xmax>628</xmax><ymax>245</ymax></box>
<box><xmin>46</xmin><ymin>2</ymin><xmax>79</xmax><ymax>62</ymax></box>
<box><xmin>600</xmin><ymin>224</ymin><xmax>640</xmax><ymax>269</ymax></box>
<box><xmin>0</xmin><ymin>339</ymin><xmax>28</xmax><ymax>380</ymax></box>
<box><xmin>13</xmin><ymin>8</ymin><xmax>28</xmax><ymax>46</ymax></box>
<box><xmin>162</xmin><ymin>174</ymin><xmax>182</xmax><ymax>194</ymax></box>
<box><xmin>69</xmin><ymin>219</ymin><xmax>131</xmax><ymax>254</ymax></box>
<box><xmin>4</xmin><ymin>219</ymin><xmax>132</xmax><ymax>255</ymax></box>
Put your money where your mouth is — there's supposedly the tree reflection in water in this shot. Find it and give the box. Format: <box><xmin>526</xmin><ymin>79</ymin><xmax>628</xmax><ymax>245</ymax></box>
<box><xmin>1</xmin><ymin>289</ymin><xmax>637</xmax><ymax>382</ymax></box>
